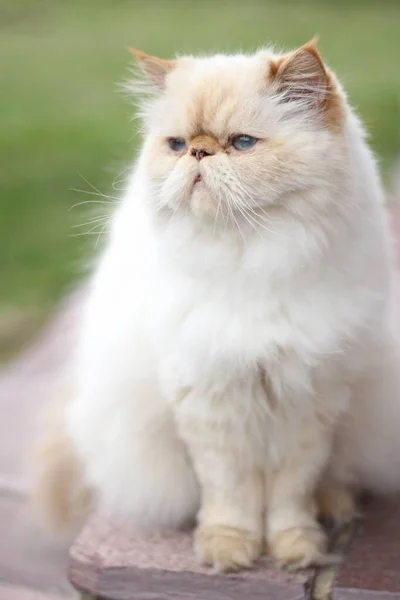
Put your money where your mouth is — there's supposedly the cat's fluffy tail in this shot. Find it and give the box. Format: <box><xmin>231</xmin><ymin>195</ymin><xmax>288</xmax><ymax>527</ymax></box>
<box><xmin>32</xmin><ymin>396</ymin><xmax>93</xmax><ymax>535</ymax></box>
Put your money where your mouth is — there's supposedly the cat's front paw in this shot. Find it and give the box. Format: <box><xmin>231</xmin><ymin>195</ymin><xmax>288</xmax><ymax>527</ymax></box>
<box><xmin>268</xmin><ymin>525</ymin><xmax>335</xmax><ymax>570</ymax></box>
<box><xmin>195</xmin><ymin>524</ymin><xmax>262</xmax><ymax>572</ymax></box>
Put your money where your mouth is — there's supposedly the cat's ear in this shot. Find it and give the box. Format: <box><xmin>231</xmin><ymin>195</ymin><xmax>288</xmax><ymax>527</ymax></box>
<box><xmin>129</xmin><ymin>48</ymin><xmax>176</xmax><ymax>90</ymax></box>
<box><xmin>271</xmin><ymin>40</ymin><xmax>328</xmax><ymax>106</ymax></box>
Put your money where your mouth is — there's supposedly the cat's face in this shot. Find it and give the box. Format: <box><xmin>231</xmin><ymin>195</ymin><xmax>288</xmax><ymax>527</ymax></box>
<box><xmin>133</xmin><ymin>43</ymin><xmax>345</xmax><ymax>222</ymax></box>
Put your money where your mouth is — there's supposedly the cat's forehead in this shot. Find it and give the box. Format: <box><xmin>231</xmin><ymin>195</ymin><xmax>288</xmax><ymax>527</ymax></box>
<box><xmin>156</xmin><ymin>53</ymin><xmax>276</xmax><ymax>139</ymax></box>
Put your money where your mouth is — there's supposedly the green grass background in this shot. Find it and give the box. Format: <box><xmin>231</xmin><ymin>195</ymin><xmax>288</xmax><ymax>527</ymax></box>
<box><xmin>1</xmin><ymin>0</ymin><xmax>399</xmax><ymax>358</ymax></box>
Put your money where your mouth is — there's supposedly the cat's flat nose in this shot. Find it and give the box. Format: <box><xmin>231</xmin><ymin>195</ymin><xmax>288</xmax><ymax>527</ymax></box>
<box><xmin>191</xmin><ymin>148</ymin><xmax>211</xmax><ymax>161</ymax></box>
<box><xmin>189</xmin><ymin>134</ymin><xmax>220</xmax><ymax>161</ymax></box>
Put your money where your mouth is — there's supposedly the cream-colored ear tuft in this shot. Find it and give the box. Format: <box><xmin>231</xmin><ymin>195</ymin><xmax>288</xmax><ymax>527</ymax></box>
<box><xmin>128</xmin><ymin>48</ymin><xmax>176</xmax><ymax>90</ymax></box>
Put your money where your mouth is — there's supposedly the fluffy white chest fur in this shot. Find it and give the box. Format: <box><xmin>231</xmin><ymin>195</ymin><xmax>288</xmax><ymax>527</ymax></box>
<box><xmin>36</xmin><ymin>42</ymin><xmax>400</xmax><ymax>572</ymax></box>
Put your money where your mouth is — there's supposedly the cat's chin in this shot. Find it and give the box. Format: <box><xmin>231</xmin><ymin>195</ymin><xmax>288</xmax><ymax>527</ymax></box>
<box><xmin>190</xmin><ymin>185</ymin><xmax>219</xmax><ymax>220</ymax></box>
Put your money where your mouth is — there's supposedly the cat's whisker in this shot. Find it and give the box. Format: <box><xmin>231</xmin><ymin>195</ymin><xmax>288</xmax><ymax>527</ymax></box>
<box><xmin>224</xmin><ymin>179</ymin><xmax>292</xmax><ymax>240</ymax></box>
<box><xmin>236</xmin><ymin>204</ymin><xmax>264</xmax><ymax>241</ymax></box>
<box><xmin>213</xmin><ymin>192</ymin><xmax>227</xmax><ymax>236</ymax></box>
<box><xmin>70</xmin><ymin>232</ymin><xmax>107</xmax><ymax>237</ymax></box>
<box><xmin>71</xmin><ymin>219</ymin><xmax>108</xmax><ymax>229</ymax></box>
<box><xmin>112</xmin><ymin>166</ymin><xmax>132</xmax><ymax>191</ymax></box>
<box><xmin>230</xmin><ymin>207</ymin><xmax>246</xmax><ymax>244</ymax></box>
<box><xmin>230</xmin><ymin>197</ymin><xmax>267</xmax><ymax>241</ymax></box>
<box><xmin>70</xmin><ymin>222</ymin><xmax>109</xmax><ymax>237</ymax></box>
<box><xmin>222</xmin><ymin>186</ymin><xmax>250</xmax><ymax>244</ymax></box>
<box><xmin>76</xmin><ymin>172</ymin><xmax>121</xmax><ymax>201</ymax></box>
<box><xmin>219</xmin><ymin>176</ymin><xmax>285</xmax><ymax>240</ymax></box>
<box><xmin>228</xmin><ymin>179</ymin><xmax>278</xmax><ymax>225</ymax></box>
<box><xmin>95</xmin><ymin>218</ymin><xmax>111</xmax><ymax>249</ymax></box>
<box><xmin>71</xmin><ymin>188</ymin><xmax>119</xmax><ymax>202</ymax></box>
<box><xmin>70</xmin><ymin>199</ymin><xmax>117</xmax><ymax>211</ymax></box>
<box><xmin>242</xmin><ymin>206</ymin><xmax>291</xmax><ymax>239</ymax></box>
<box><xmin>72</xmin><ymin>216</ymin><xmax>109</xmax><ymax>229</ymax></box>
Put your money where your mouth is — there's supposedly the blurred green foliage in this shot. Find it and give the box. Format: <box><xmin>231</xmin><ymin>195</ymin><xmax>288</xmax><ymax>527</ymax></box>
<box><xmin>0</xmin><ymin>0</ymin><xmax>399</xmax><ymax>357</ymax></box>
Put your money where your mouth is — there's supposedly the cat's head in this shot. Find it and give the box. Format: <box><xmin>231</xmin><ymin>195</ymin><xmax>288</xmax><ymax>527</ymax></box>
<box><xmin>130</xmin><ymin>42</ymin><xmax>347</xmax><ymax>223</ymax></box>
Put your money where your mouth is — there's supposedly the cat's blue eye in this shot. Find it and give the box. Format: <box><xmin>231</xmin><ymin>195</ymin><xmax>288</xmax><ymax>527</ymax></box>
<box><xmin>231</xmin><ymin>135</ymin><xmax>257</xmax><ymax>151</ymax></box>
<box><xmin>168</xmin><ymin>138</ymin><xmax>186</xmax><ymax>152</ymax></box>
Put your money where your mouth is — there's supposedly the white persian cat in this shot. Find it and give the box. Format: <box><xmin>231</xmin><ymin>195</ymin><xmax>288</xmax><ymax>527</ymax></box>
<box><xmin>34</xmin><ymin>41</ymin><xmax>400</xmax><ymax>572</ymax></box>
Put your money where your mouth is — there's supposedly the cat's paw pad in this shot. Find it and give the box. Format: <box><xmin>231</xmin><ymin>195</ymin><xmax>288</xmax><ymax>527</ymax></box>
<box><xmin>195</xmin><ymin>525</ymin><xmax>262</xmax><ymax>572</ymax></box>
<box><xmin>269</xmin><ymin>526</ymin><xmax>334</xmax><ymax>570</ymax></box>
<box><xmin>316</xmin><ymin>487</ymin><xmax>359</xmax><ymax>526</ymax></box>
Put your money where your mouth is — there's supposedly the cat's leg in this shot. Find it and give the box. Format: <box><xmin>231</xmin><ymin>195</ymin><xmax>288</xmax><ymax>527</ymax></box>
<box><xmin>173</xmin><ymin>380</ymin><xmax>265</xmax><ymax>572</ymax></box>
<box><xmin>314</xmin><ymin>404</ymin><xmax>363</xmax><ymax>527</ymax></box>
<box><xmin>266</xmin><ymin>419</ymin><xmax>336</xmax><ymax>569</ymax></box>
<box><xmin>195</xmin><ymin>467</ymin><xmax>264</xmax><ymax>572</ymax></box>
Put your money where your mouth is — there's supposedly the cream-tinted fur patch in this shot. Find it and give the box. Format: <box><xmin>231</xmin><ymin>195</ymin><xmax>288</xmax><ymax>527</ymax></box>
<box><xmin>33</xmin><ymin>397</ymin><xmax>93</xmax><ymax>533</ymax></box>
